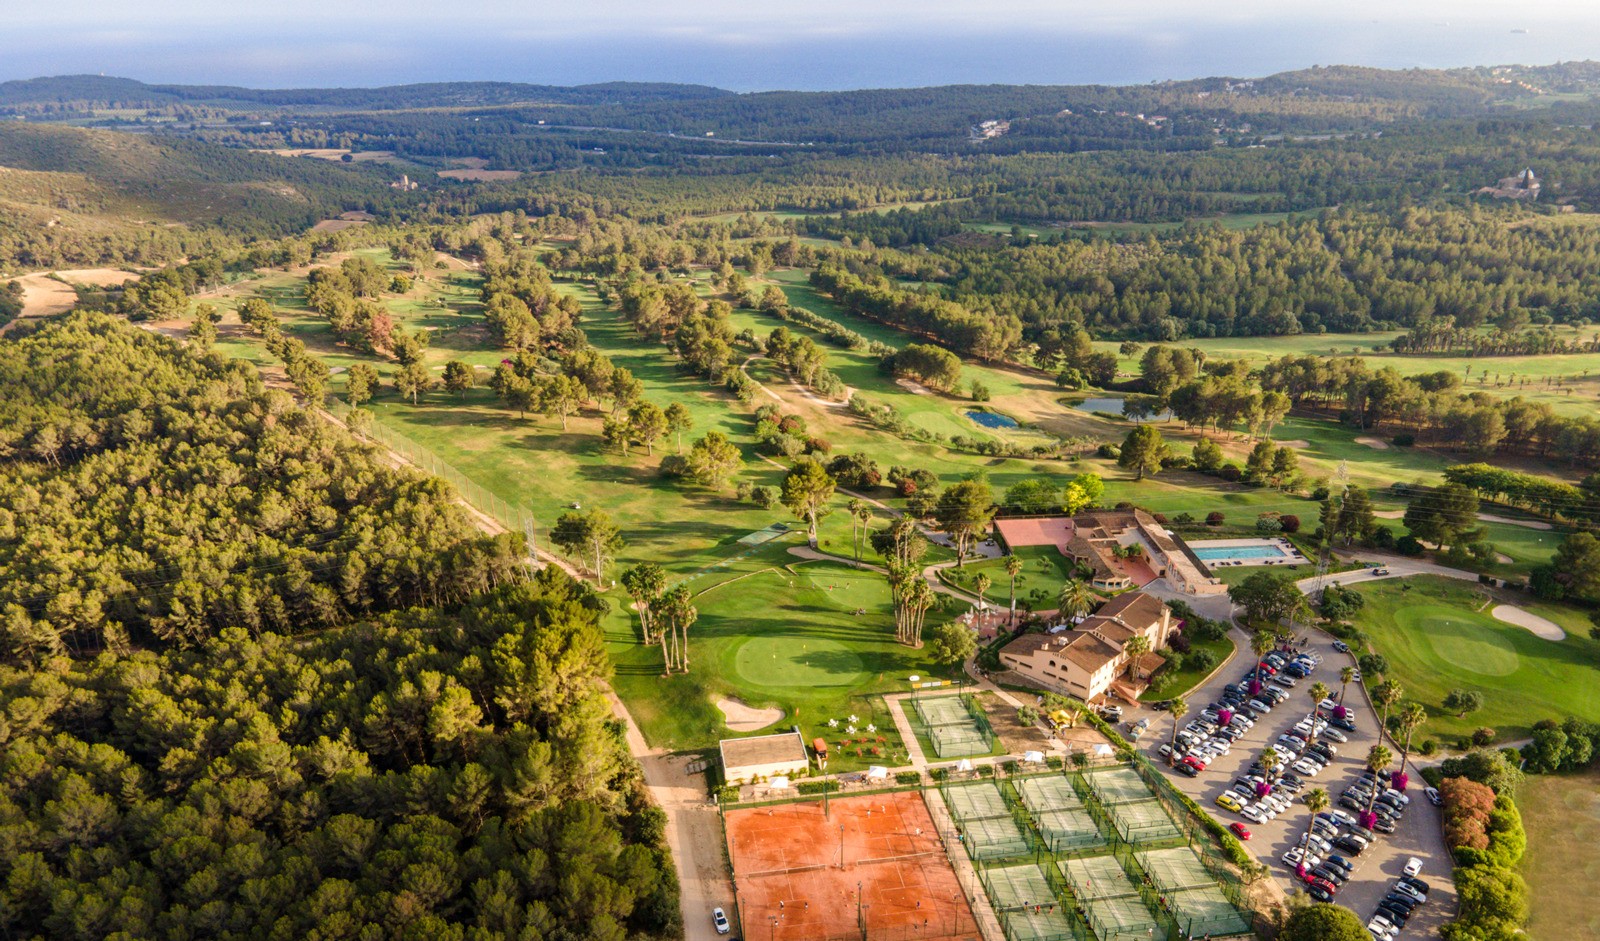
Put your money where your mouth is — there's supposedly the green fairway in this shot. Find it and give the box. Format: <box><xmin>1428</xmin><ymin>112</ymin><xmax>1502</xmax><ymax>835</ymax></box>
<box><xmin>1348</xmin><ymin>576</ymin><xmax>1600</xmax><ymax>740</ymax></box>
<box><xmin>604</xmin><ymin>555</ymin><xmax>963</xmax><ymax>760</ymax></box>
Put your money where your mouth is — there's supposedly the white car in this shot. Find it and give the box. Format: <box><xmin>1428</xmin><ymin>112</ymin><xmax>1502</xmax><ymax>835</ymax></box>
<box><xmin>1403</xmin><ymin>857</ymin><xmax>1423</xmax><ymax>877</ymax></box>
<box><xmin>1392</xmin><ymin>882</ymin><xmax>1427</xmax><ymax>904</ymax></box>
<box><xmin>713</xmin><ymin>907</ymin><xmax>731</xmax><ymax>935</ymax></box>
<box><xmin>1304</xmin><ymin>833</ymin><xmax>1333</xmax><ymax>855</ymax></box>
<box><xmin>1292</xmin><ymin>759</ymin><xmax>1320</xmax><ymax>776</ymax></box>
<box><xmin>1241</xmin><ymin>805</ymin><xmax>1269</xmax><ymax>824</ymax></box>
<box><xmin>1368</xmin><ymin>916</ymin><xmax>1399</xmax><ymax>940</ymax></box>
<box><xmin>1282</xmin><ymin>847</ymin><xmax>1318</xmax><ymax>868</ymax></box>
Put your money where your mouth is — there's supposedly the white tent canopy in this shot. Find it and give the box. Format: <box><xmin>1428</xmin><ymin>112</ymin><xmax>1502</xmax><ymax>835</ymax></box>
<box><xmin>1092</xmin><ymin>744</ymin><xmax>1115</xmax><ymax>758</ymax></box>
<box><xmin>955</xmin><ymin>759</ymin><xmax>974</xmax><ymax>772</ymax></box>
<box><xmin>1023</xmin><ymin>750</ymin><xmax>1044</xmax><ymax>763</ymax></box>
<box><xmin>866</xmin><ymin>766</ymin><xmax>889</xmax><ymax>781</ymax></box>
<box><xmin>768</xmin><ymin>776</ymin><xmax>790</xmax><ymax>789</ymax></box>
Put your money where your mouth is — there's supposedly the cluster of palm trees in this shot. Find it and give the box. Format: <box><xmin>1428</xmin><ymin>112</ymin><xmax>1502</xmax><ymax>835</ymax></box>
<box><xmin>621</xmin><ymin>562</ymin><xmax>700</xmax><ymax>674</ymax></box>
<box><xmin>877</xmin><ymin>518</ymin><xmax>939</xmax><ymax>647</ymax></box>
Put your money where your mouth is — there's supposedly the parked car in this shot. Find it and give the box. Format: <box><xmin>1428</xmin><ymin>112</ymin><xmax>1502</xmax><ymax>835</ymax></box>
<box><xmin>1230</xmin><ymin>823</ymin><xmax>1252</xmax><ymax>840</ymax></box>
<box><xmin>1368</xmin><ymin>915</ymin><xmax>1400</xmax><ymax>940</ymax></box>
<box><xmin>1399</xmin><ymin>875</ymin><xmax>1431</xmax><ymax>895</ymax></box>
<box><xmin>1332</xmin><ymin>835</ymin><xmax>1367</xmax><ymax>855</ymax></box>
<box><xmin>1332</xmin><ymin>640</ymin><xmax>1350</xmax><ymax>652</ymax></box>
<box><xmin>1392</xmin><ymin>882</ymin><xmax>1427</xmax><ymax>905</ymax></box>
<box><xmin>1322</xmin><ymin>728</ymin><xmax>1349</xmax><ymax>744</ymax></box>
<box><xmin>1307</xmin><ymin>883</ymin><xmax>1335</xmax><ymax>903</ymax></box>
<box><xmin>1311</xmin><ymin>864</ymin><xmax>1347</xmax><ymax>885</ymax></box>
<box><xmin>713</xmin><ymin>908</ymin><xmax>731</xmax><ymax>935</ymax></box>
<box><xmin>1281</xmin><ymin>847</ymin><xmax>1319</xmax><ymax>868</ymax></box>
<box><xmin>1425</xmin><ymin>786</ymin><xmax>1443</xmax><ymax>806</ymax></box>
<box><xmin>1323</xmin><ymin>854</ymin><xmax>1355</xmax><ymax>874</ymax></box>
<box><xmin>1215</xmin><ymin>793</ymin><xmax>1243</xmax><ymax>812</ymax></box>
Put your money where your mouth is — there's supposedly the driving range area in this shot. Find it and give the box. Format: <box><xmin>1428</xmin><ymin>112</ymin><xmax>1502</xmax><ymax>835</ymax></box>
<box><xmin>943</xmin><ymin>766</ymin><xmax>1254</xmax><ymax>941</ymax></box>
<box><xmin>724</xmin><ymin>791</ymin><xmax>979</xmax><ymax>941</ymax></box>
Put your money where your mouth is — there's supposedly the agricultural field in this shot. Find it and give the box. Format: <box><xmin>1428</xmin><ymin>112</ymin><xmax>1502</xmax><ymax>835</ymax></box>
<box><xmin>1346</xmin><ymin>576</ymin><xmax>1600</xmax><ymax>741</ymax></box>
<box><xmin>1519</xmin><ymin>767</ymin><xmax>1600</xmax><ymax>941</ymax></box>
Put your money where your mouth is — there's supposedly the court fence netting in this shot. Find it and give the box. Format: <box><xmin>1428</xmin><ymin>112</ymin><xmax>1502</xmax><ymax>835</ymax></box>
<box><xmin>1106</xmin><ymin>798</ymin><xmax>1183</xmax><ymax>846</ymax></box>
<box><xmin>912</xmin><ymin>692</ymin><xmax>997</xmax><ymax>758</ymax></box>
<box><xmin>942</xmin><ymin>787</ymin><xmax>1035</xmax><ymax>862</ymax></box>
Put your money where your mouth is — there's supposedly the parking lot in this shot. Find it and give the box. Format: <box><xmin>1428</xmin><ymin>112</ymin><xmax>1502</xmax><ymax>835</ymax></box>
<box><xmin>1124</xmin><ymin>632</ymin><xmax>1459</xmax><ymax>937</ymax></box>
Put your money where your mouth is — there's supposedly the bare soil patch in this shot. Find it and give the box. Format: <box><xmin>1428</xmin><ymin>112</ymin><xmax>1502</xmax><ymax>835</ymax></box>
<box><xmin>1275</xmin><ymin>439</ymin><xmax>1311</xmax><ymax>448</ymax></box>
<box><xmin>446</xmin><ymin>157</ymin><xmax>491</xmax><ymax>168</ymax></box>
<box><xmin>437</xmin><ymin>168</ymin><xmax>523</xmax><ymax>182</ymax></box>
<box><xmin>715</xmin><ymin>697</ymin><xmax>784</xmax><ymax>732</ymax></box>
<box><xmin>310</xmin><ymin>219</ymin><xmax>367</xmax><ymax>233</ymax></box>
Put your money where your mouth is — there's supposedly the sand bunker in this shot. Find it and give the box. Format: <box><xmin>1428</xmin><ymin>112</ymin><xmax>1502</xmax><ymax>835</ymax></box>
<box><xmin>1355</xmin><ymin>436</ymin><xmax>1390</xmax><ymax>450</ymax></box>
<box><xmin>717</xmin><ymin>697</ymin><xmax>783</xmax><ymax>732</ymax></box>
<box><xmin>895</xmin><ymin>377</ymin><xmax>932</xmax><ymax>395</ymax></box>
<box><xmin>1491</xmin><ymin>604</ymin><xmax>1565</xmax><ymax>641</ymax></box>
<box><xmin>1276</xmin><ymin>439</ymin><xmax>1310</xmax><ymax>448</ymax></box>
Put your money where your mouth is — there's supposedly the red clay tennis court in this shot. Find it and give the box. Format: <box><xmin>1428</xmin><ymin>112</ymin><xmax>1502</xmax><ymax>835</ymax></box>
<box><xmin>725</xmin><ymin>791</ymin><xmax>980</xmax><ymax>941</ymax></box>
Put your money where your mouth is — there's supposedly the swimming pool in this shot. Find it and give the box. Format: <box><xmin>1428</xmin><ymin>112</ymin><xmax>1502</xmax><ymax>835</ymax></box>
<box><xmin>967</xmin><ymin>410</ymin><xmax>1019</xmax><ymax>429</ymax></box>
<box><xmin>1190</xmin><ymin>544</ymin><xmax>1292</xmax><ymax>562</ymax></box>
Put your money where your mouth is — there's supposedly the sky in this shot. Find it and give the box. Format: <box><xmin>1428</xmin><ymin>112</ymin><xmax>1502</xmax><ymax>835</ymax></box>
<box><xmin>5</xmin><ymin>1</ymin><xmax>1600</xmax><ymax>89</ymax></box>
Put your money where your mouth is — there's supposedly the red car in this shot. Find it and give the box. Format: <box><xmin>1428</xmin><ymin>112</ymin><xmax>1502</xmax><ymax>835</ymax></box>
<box><xmin>1230</xmin><ymin>823</ymin><xmax>1252</xmax><ymax>840</ymax></box>
<box><xmin>1182</xmin><ymin>755</ymin><xmax>1207</xmax><ymax>771</ymax></box>
<box><xmin>1301</xmin><ymin>873</ymin><xmax>1337</xmax><ymax>895</ymax></box>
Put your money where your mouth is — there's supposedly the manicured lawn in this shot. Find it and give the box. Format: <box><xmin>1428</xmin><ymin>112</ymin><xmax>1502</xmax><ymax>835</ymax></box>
<box><xmin>940</xmin><ymin>544</ymin><xmax>1083</xmax><ymax>613</ymax></box>
<box><xmin>604</xmin><ymin>555</ymin><xmax>963</xmax><ymax>762</ymax></box>
<box><xmin>1519</xmin><ymin>767</ymin><xmax>1600</xmax><ymax>941</ymax></box>
<box><xmin>1156</xmin><ymin>633</ymin><xmax>1239</xmax><ymax>699</ymax></box>
<box><xmin>1348</xmin><ymin>576</ymin><xmax>1600</xmax><ymax>740</ymax></box>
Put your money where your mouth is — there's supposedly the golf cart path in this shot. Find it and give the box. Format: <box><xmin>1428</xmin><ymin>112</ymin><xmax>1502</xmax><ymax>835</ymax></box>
<box><xmin>1490</xmin><ymin>604</ymin><xmax>1565</xmax><ymax>641</ymax></box>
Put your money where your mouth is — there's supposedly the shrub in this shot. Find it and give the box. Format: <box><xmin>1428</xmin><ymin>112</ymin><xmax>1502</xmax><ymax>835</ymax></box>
<box><xmin>895</xmin><ymin>771</ymin><xmax>921</xmax><ymax>785</ymax></box>
<box><xmin>1392</xmin><ymin>432</ymin><xmax>1415</xmax><ymax>447</ymax></box>
<box><xmin>1472</xmin><ymin>727</ymin><xmax>1497</xmax><ymax>747</ymax></box>
<box><xmin>1395</xmin><ymin>534</ymin><xmax>1425</xmax><ymax>556</ymax></box>
<box><xmin>1218</xmin><ymin>463</ymin><xmax>1243</xmax><ymax>482</ymax></box>
<box><xmin>1255</xmin><ymin>513</ymin><xmax>1283</xmax><ymax>534</ymax></box>
<box><xmin>1205</xmin><ymin>511</ymin><xmax>1226</xmax><ymax>526</ymax></box>
<box><xmin>1279</xmin><ymin>513</ymin><xmax>1301</xmax><ymax>533</ymax></box>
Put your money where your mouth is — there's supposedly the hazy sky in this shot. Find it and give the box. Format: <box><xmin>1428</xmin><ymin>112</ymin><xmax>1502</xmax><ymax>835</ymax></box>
<box><xmin>5</xmin><ymin>1</ymin><xmax>1600</xmax><ymax>89</ymax></box>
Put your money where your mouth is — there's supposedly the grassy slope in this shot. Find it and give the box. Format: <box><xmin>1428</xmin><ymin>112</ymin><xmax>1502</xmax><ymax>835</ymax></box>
<box><xmin>1519</xmin><ymin>767</ymin><xmax>1600</xmax><ymax>941</ymax></box>
<box><xmin>1348</xmin><ymin>576</ymin><xmax>1600</xmax><ymax>740</ymax></box>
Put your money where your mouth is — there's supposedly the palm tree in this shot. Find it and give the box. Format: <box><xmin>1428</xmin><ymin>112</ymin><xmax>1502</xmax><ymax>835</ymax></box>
<box><xmin>1122</xmin><ymin>635</ymin><xmax>1151</xmax><ymax>682</ymax></box>
<box><xmin>1260</xmin><ymin>745</ymin><xmax>1280</xmax><ymax>779</ymax></box>
<box><xmin>854</xmin><ymin>501</ymin><xmax>874</xmax><ymax>564</ymax></box>
<box><xmin>975</xmin><ymin>573</ymin><xmax>992</xmax><ymax>611</ymax></box>
<box><xmin>1300</xmin><ymin>787</ymin><xmax>1330</xmax><ymax>861</ymax></box>
<box><xmin>1057</xmin><ymin>579</ymin><xmax>1093</xmax><ymax>622</ymax></box>
<box><xmin>1249</xmin><ymin>630</ymin><xmax>1275</xmax><ymax>690</ymax></box>
<box><xmin>1307</xmin><ymin>681</ymin><xmax>1331</xmax><ymax>733</ymax></box>
<box><xmin>1364</xmin><ymin>744</ymin><xmax>1393</xmax><ymax>818</ymax></box>
<box><xmin>1167</xmin><ymin>698</ymin><xmax>1188</xmax><ymax>746</ymax></box>
<box><xmin>1338</xmin><ymin>666</ymin><xmax>1355</xmax><ymax>706</ymax></box>
<box><xmin>1004</xmin><ymin>556</ymin><xmax>1024</xmax><ymax>627</ymax></box>
<box><xmin>1396</xmin><ymin>702</ymin><xmax>1428</xmax><ymax>776</ymax></box>
<box><xmin>1373</xmin><ymin>680</ymin><xmax>1404</xmax><ymax>738</ymax></box>
<box><xmin>846</xmin><ymin>498</ymin><xmax>867</xmax><ymax>567</ymax></box>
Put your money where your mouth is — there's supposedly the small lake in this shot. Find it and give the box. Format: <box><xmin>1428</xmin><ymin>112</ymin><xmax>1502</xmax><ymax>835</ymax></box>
<box><xmin>1071</xmin><ymin>396</ymin><xmax>1173</xmax><ymax>421</ymax></box>
<box><xmin>967</xmin><ymin>410</ymin><xmax>1019</xmax><ymax>429</ymax></box>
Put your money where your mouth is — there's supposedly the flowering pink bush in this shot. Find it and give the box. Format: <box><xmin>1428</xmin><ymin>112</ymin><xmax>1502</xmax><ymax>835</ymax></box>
<box><xmin>1217</xmin><ymin>708</ymin><xmax>1234</xmax><ymax>726</ymax></box>
<box><xmin>1333</xmin><ymin>705</ymin><xmax>1348</xmax><ymax>720</ymax></box>
<box><xmin>1359</xmin><ymin>811</ymin><xmax>1377</xmax><ymax>830</ymax></box>
<box><xmin>1390</xmin><ymin>771</ymin><xmax>1409</xmax><ymax>791</ymax></box>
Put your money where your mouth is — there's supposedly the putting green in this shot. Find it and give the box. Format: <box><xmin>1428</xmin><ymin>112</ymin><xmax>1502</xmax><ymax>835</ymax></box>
<box><xmin>732</xmin><ymin>636</ymin><xmax>868</xmax><ymax>689</ymax></box>
<box><xmin>1412</xmin><ymin>612</ymin><xmax>1521</xmax><ymax>677</ymax></box>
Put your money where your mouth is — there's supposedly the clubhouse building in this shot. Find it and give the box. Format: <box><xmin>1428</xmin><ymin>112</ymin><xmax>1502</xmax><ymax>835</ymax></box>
<box><xmin>993</xmin><ymin>509</ymin><xmax>1224</xmax><ymax>595</ymax></box>
<box><xmin>997</xmin><ymin>590</ymin><xmax>1177</xmax><ymax>705</ymax></box>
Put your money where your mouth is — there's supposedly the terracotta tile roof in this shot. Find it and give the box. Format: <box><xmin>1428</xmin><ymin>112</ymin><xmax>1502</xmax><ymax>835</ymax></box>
<box><xmin>1094</xmin><ymin>591</ymin><xmax>1167</xmax><ymax>630</ymax></box>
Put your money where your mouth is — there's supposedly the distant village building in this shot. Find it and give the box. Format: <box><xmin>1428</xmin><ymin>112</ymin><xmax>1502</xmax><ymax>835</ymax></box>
<box><xmin>997</xmin><ymin>591</ymin><xmax>1177</xmax><ymax>704</ymax></box>
<box><xmin>390</xmin><ymin>174</ymin><xmax>419</xmax><ymax>191</ymax></box>
<box><xmin>1476</xmin><ymin>167</ymin><xmax>1541</xmax><ymax>201</ymax></box>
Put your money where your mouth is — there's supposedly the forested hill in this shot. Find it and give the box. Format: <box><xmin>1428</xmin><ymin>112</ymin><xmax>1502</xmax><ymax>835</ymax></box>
<box><xmin>0</xmin><ymin>122</ymin><xmax>398</xmax><ymax>270</ymax></box>
<box><xmin>0</xmin><ymin>75</ymin><xmax>734</xmax><ymax>112</ymax></box>
<box><xmin>0</xmin><ymin>313</ymin><xmax>679</xmax><ymax>939</ymax></box>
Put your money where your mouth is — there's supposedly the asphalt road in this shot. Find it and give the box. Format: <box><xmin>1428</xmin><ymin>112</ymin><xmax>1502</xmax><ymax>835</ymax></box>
<box><xmin>1125</xmin><ymin>632</ymin><xmax>1459</xmax><ymax>937</ymax></box>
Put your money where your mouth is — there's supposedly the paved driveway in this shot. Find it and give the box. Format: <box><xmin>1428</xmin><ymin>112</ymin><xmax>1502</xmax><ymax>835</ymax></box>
<box><xmin>1124</xmin><ymin>633</ymin><xmax>1458</xmax><ymax>937</ymax></box>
